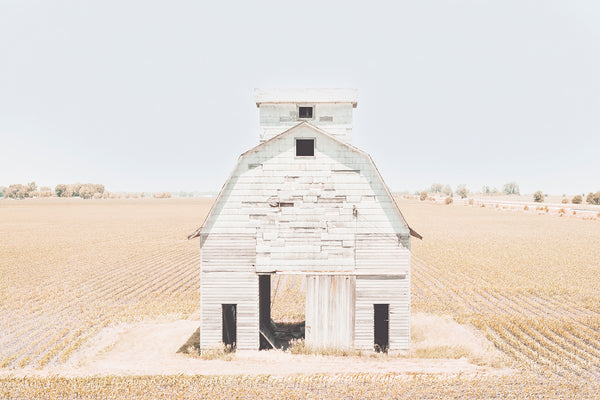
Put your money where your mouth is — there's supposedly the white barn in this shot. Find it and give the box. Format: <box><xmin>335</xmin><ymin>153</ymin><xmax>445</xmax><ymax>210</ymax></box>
<box><xmin>189</xmin><ymin>89</ymin><xmax>421</xmax><ymax>353</ymax></box>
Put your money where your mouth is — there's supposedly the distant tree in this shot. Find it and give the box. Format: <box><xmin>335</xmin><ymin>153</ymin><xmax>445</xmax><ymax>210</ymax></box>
<box><xmin>4</xmin><ymin>185</ymin><xmax>17</xmax><ymax>199</ymax></box>
<box><xmin>419</xmin><ymin>191</ymin><xmax>428</xmax><ymax>201</ymax></box>
<box><xmin>5</xmin><ymin>184</ymin><xmax>29</xmax><ymax>199</ymax></box>
<box><xmin>27</xmin><ymin>182</ymin><xmax>37</xmax><ymax>195</ymax></box>
<box><xmin>79</xmin><ymin>184</ymin><xmax>96</xmax><ymax>199</ymax></box>
<box><xmin>572</xmin><ymin>195</ymin><xmax>583</xmax><ymax>204</ymax></box>
<box><xmin>62</xmin><ymin>186</ymin><xmax>72</xmax><ymax>197</ymax></box>
<box><xmin>153</xmin><ymin>192</ymin><xmax>172</xmax><ymax>199</ymax></box>
<box><xmin>482</xmin><ymin>185</ymin><xmax>491</xmax><ymax>194</ymax></box>
<box><xmin>55</xmin><ymin>184</ymin><xmax>70</xmax><ymax>197</ymax></box>
<box><xmin>80</xmin><ymin>183</ymin><xmax>105</xmax><ymax>199</ymax></box>
<box><xmin>442</xmin><ymin>185</ymin><xmax>453</xmax><ymax>196</ymax></box>
<box><xmin>586</xmin><ymin>192</ymin><xmax>600</xmax><ymax>205</ymax></box>
<box><xmin>429</xmin><ymin>183</ymin><xmax>443</xmax><ymax>193</ymax></box>
<box><xmin>561</xmin><ymin>198</ymin><xmax>569</xmax><ymax>204</ymax></box>
<box><xmin>70</xmin><ymin>183</ymin><xmax>82</xmax><ymax>197</ymax></box>
<box><xmin>17</xmin><ymin>184</ymin><xmax>29</xmax><ymax>199</ymax></box>
<box><xmin>503</xmin><ymin>182</ymin><xmax>520</xmax><ymax>195</ymax></box>
<box><xmin>533</xmin><ymin>190</ymin><xmax>544</xmax><ymax>203</ymax></box>
<box><xmin>456</xmin><ymin>184</ymin><xmax>468</xmax><ymax>199</ymax></box>
<box><xmin>0</xmin><ymin>186</ymin><xmax>6</xmax><ymax>198</ymax></box>
<box><xmin>93</xmin><ymin>184</ymin><xmax>105</xmax><ymax>194</ymax></box>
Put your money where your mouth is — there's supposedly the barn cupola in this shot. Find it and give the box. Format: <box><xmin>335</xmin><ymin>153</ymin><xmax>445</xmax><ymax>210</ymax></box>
<box><xmin>254</xmin><ymin>88</ymin><xmax>358</xmax><ymax>143</ymax></box>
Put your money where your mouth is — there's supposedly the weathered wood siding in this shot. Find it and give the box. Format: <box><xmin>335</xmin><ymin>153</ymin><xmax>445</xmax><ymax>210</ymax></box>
<box><xmin>199</xmin><ymin>234</ymin><xmax>258</xmax><ymax>351</ymax></box>
<box><xmin>355</xmin><ymin>234</ymin><xmax>410</xmax><ymax>274</ymax></box>
<box><xmin>305</xmin><ymin>275</ymin><xmax>355</xmax><ymax>348</ymax></box>
<box><xmin>354</xmin><ymin>274</ymin><xmax>411</xmax><ymax>352</ymax></box>
<box><xmin>200</xmin><ymin>124</ymin><xmax>410</xmax><ymax>273</ymax></box>
<box><xmin>259</xmin><ymin>103</ymin><xmax>354</xmax><ymax>142</ymax></box>
<box><xmin>200</xmin><ymin>234</ymin><xmax>256</xmax><ymax>272</ymax></box>
<box><xmin>200</xmin><ymin>271</ymin><xmax>259</xmax><ymax>351</ymax></box>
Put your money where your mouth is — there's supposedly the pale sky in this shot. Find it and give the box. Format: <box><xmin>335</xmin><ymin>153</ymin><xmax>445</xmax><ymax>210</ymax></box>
<box><xmin>1</xmin><ymin>1</ymin><xmax>598</xmax><ymax>195</ymax></box>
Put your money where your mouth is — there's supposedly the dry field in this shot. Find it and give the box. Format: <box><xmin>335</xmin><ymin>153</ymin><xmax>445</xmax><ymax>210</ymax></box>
<box><xmin>403</xmin><ymin>199</ymin><xmax>600</xmax><ymax>380</ymax></box>
<box><xmin>1</xmin><ymin>197</ymin><xmax>600</xmax><ymax>398</ymax></box>
<box><xmin>0</xmin><ymin>198</ymin><xmax>208</xmax><ymax>370</ymax></box>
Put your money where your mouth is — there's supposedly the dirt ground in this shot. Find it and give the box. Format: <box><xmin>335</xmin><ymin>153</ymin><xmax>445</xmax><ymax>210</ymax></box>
<box><xmin>0</xmin><ymin>315</ymin><xmax>513</xmax><ymax>378</ymax></box>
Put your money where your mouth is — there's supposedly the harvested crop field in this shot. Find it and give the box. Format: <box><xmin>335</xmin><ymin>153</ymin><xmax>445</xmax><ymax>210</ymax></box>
<box><xmin>1</xmin><ymin>197</ymin><xmax>600</xmax><ymax>398</ymax></box>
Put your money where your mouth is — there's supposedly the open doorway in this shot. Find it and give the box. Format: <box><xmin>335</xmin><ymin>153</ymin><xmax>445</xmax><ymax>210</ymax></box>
<box><xmin>259</xmin><ymin>274</ymin><xmax>272</xmax><ymax>349</ymax></box>
<box><xmin>222</xmin><ymin>304</ymin><xmax>237</xmax><ymax>349</ymax></box>
<box><xmin>259</xmin><ymin>274</ymin><xmax>305</xmax><ymax>350</ymax></box>
<box><xmin>374</xmin><ymin>304</ymin><xmax>389</xmax><ymax>353</ymax></box>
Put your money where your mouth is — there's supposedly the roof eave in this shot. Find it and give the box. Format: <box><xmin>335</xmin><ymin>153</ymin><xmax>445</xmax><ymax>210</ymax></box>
<box><xmin>187</xmin><ymin>228</ymin><xmax>202</xmax><ymax>240</ymax></box>
<box><xmin>409</xmin><ymin>227</ymin><xmax>423</xmax><ymax>240</ymax></box>
<box><xmin>256</xmin><ymin>101</ymin><xmax>358</xmax><ymax>108</ymax></box>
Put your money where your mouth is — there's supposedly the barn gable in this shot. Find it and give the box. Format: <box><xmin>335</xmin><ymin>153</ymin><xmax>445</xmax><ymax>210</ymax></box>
<box><xmin>189</xmin><ymin>122</ymin><xmax>419</xmax><ymax>256</ymax></box>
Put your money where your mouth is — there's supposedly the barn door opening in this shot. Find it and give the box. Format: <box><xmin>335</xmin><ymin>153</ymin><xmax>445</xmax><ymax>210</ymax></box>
<box><xmin>259</xmin><ymin>274</ymin><xmax>273</xmax><ymax>350</ymax></box>
<box><xmin>222</xmin><ymin>304</ymin><xmax>237</xmax><ymax>349</ymax></box>
<box><xmin>259</xmin><ymin>274</ymin><xmax>306</xmax><ymax>350</ymax></box>
<box><xmin>374</xmin><ymin>304</ymin><xmax>389</xmax><ymax>353</ymax></box>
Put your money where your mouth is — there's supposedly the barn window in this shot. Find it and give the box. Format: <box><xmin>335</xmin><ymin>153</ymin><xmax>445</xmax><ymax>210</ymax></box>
<box><xmin>298</xmin><ymin>106</ymin><xmax>313</xmax><ymax>119</ymax></box>
<box><xmin>296</xmin><ymin>139</ymin><xmax>314</xmax><ymax>157</ymax></box>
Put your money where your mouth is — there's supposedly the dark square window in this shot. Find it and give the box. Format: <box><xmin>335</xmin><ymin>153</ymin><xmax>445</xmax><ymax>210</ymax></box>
<box><xmin>298</xmin><ymin>106</ymin><xmax>313</xmax><ymax>119</ymax></box>
<box><xmin>296</xmin><ymin>139</ymin><xmax>314</xmax><ymax>157</ymax></box>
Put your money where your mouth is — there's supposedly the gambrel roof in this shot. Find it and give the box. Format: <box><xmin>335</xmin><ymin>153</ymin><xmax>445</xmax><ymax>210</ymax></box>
<box><xmin>188</xmin><ymin>122</ymin><xmax>421</xmax><ymax>240</ymax></box>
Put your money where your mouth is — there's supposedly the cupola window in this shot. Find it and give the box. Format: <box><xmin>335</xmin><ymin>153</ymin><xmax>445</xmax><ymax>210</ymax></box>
<box><xmin>298</xmin><ymin>106</ymin><xmax>313</xmax><ymax>119</ymax></box>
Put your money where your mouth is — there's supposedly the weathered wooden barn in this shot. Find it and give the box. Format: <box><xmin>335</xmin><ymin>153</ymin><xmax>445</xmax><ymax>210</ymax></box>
<box><xmin>189</xmin><ymin>88</ymin><xmax>421</xmax><ymax>353</ymax></box>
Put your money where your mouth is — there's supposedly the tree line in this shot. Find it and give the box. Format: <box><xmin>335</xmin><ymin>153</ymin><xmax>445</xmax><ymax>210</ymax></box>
<box><xmin>418</xmin><ymin>181</ymin><xmax>520</xmax><ymax>200</ymax></box>
<box><xmin>417</xmin><ymin>182</ymin><xmax>600</xmax><ymax>205</ymax></box>
<box><xmin>0</xmin><ymin>182</ymin><xmax>175</xmax><ymax>200</ymax></box>
<box><xmin>0</xmin><ymin>182</ymin><xmax>105</xmax><ymax>199</ymax></box>
<box><xmin>533</xmin><ymin>191</ymin><xmax>600</xmax><ymax>205</ymax></box>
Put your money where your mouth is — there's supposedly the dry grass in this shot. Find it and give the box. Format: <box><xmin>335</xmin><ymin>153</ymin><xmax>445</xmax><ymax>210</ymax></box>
<box><xmin>195</xmin><ymin>344</ymin><xmax>235</xmax><ymax>361</ymax></box>
<box><xmin>409</xmin><ymin>313</ymin><xmax>506</xmax><ymax>368</ymax></box>
<box><xmin>1</xmin><ymin>374</ymin><xmax>599</xmax><ymax>399</ymax></box>
<box><xmin>287</xmin><ymin>339</ymin><xmax>365</xmax><ymax>357</ymax></box>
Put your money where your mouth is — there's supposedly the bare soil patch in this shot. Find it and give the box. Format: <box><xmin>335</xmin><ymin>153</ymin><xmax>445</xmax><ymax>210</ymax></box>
<box><xmin>0</xmin><ymin>315</ymin><xmax>512</xmax><ymax>378</ymax></box>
